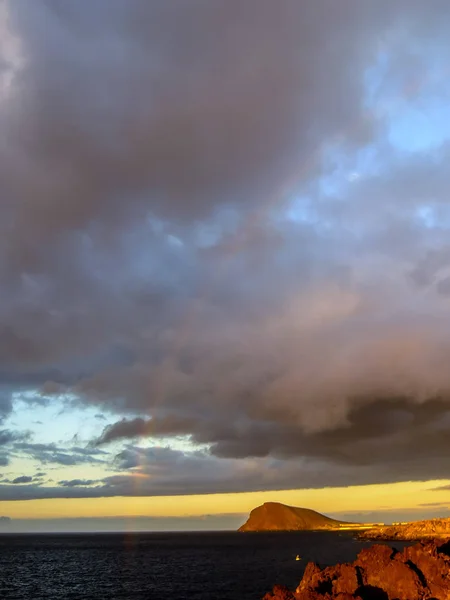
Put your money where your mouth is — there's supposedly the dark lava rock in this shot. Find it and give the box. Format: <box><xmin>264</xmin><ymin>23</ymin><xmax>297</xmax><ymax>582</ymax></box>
<box><xmin>262</xmin><ymin>540</ymin><xmax>450</xmax><ymax>599</ymax></box>
<box><xmin>262</xmin><ymin>584</ymin><xmax>297</xmax><ymax>600</ymax></box>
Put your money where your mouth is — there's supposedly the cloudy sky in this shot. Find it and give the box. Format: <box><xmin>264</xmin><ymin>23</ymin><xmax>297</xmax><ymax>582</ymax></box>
<box><xmin>2</xmin><ymin>0</ymin><xmax>450</xmax><ymax>531</ymax></box>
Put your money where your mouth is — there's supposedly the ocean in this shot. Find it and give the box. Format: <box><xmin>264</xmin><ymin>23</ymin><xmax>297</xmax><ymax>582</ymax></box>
<box><xmin>0</xmin><ymin>531</ymin><xmax>406</xmax><ymax>599</ymax></box>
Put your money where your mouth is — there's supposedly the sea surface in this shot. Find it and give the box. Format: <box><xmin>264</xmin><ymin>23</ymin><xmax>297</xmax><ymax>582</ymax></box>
<box><xmin>0</xmin><ymin>531</ymin><xmax>408</xmax><ymax>600</ymax></box>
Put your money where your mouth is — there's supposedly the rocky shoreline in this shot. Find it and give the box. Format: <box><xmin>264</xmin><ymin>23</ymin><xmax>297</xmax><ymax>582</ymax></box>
<box><xmin>262</xmin><ymin>539</ymin><xmax>450</xmax><ymax>599</ymax></box>
<box><xmin>358</xmin><ymin>517</ymin><xmax>450</xmax><ymax>542</ymax></box>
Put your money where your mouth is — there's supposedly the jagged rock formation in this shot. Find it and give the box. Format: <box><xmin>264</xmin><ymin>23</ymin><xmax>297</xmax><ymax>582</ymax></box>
<box><xmin>262</xmin><ymin>540</ymin><xmax>450</xmax><ymax>600</ymax></box>
<box><xmin>360</xmin><ymin>517</ymin><xmax>450</xmax><ymax>541</ymax></box>
<box><xmin>239</xmin><ymin>502</ymin><xmax>352</xmax><ymax>532</ymax></box>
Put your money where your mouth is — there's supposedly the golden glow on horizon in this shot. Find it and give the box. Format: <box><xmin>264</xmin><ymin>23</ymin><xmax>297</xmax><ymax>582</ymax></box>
<box><xmin>1</xmin><ymin>480</ymin><xmax>449</xmax><ymax>520</ymax></box>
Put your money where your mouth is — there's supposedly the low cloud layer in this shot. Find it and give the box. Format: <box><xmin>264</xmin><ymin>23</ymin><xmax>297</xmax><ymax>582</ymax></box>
<box><xmin>0</xmin><ymin>514</ymin><xmax>244</xmax><ymax>533</ymax></box>
<box><xmin>1</xmin><ymin>0</ymin><xmax>450</xmax><ymax>501</ymax></box>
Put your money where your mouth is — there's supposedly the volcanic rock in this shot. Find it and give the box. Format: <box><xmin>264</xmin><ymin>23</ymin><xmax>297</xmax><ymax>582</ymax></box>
<box><xmin>262</xmin><ymin>540</ymin><xmax>450</xmax><ymax>600</ymax></box>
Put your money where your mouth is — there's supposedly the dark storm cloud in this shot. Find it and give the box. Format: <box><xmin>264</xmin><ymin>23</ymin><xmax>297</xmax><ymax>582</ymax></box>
<box><xmin>0</xmin><ymin>0</ymin><xmax>410</xmax><ymax>378</ymax></box>
<box><xmin>97</xmin><ymin>397</ymin><xmax>450</xmax><ymax>475</ymax></box>
<box><xmin>4</xmin><ymin>0</ymin><xmax>376</xmax><ymax>247</ymax></box>
<box><xmin>206</xmin><ymin>397</ymin><xmax>450</xmax><ymax>464</ymax></box>
<box><xmin>1</xmin><ymin>0</ymin><xmax>450</xmax><ymax>498</ymax></box>
<box><xmin>0</xmin><ymin>0</ymin><xmax>385</xmax><ymax>393</ymax></box>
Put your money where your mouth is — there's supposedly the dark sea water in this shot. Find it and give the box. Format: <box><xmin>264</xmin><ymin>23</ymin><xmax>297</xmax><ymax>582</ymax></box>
<box><xmin>0</xmin><ymin>531</ymin><xmax>407</xmax><ymax>600</ymax></box>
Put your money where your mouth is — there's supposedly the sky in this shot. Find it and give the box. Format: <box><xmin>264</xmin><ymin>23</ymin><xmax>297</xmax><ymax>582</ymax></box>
<box><xmin>1</xmin><ymin>0</ymin><xmax>450</xmax><ymax>532</ymax></box>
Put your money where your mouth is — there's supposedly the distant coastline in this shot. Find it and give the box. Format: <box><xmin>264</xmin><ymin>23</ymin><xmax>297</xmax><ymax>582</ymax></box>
<box><xmin>359</xmin><ymin>516</ymin><xmax>450</xmax><ymax>541</ymax></box>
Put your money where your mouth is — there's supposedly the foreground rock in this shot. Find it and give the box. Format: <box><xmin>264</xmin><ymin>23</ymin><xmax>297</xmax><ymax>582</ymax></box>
<box><xmin>360</xmin><ymin>517</ymin><xmax>450</xmax><ymax>541</ymax></box>
<box><xmin>262</xmin><ymin>540</ymin><xmax>450</xmax><ymax>599</ymax></box>
<box><xmin>239</xmin><ymin>502</ymin><xmax>354</xmax><ymax>532</ymax></box>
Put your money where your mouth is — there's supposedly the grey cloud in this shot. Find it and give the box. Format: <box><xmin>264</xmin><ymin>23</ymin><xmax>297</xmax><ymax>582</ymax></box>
<box><xmin>0</xmin><ymin>391</ymin><xmax>13</xmax><ymax>422</ymax></box>
<box><xmin>4</xmin><ymin>0</ymin><xmax>377</xmax><ymax>246</ymax></box>
<box><xmin>96</xmin><ymin>416</ymin><xmax>197</xmax><ymax>445</ymax></box>
<box><xmin>115</xmin><ymin>445</ymin><xmax>191</xmax><ymax>470</ymax></box>
<box><xmin>14</xmin><ymin>442</ymin><xmax>108</xmax><ymax>466</ymax></box>
<box><xmin>85</xmin><ymin>396</ymin><xmax>450</xmax><ymax>492</ymax></box>
<box><xmin>0</xmin><ymin>429</ymin><xmax>28</xmax><ymax>467</ymax></box>
<box><xmin>115</xmin><ymin>449</ymin><xmax>140</xmax><ymax>470</ymax></box>
<box><xmin>58</xmin><ymin>479</ymin><xmax>97</xmax><ymax>487</ymax></box>
<box><xmin>436</xmin><ymin>276</ymin><xmax>450</xmax><ymax>296</ymax></box>
<box><xmin>0</xmin><ymin>429</ymin><xmax>27</xmax><ymax>445</ymax></box>
<box><xmin>12</xmin><ymin>475</ymin><xmax>32</xmax><ymax>484</ymax></box>
<box><xmin>205</xmin><ymin>397</ymin><xmax>450</xmax><ymax>465</ymax></box>
<box><xmin>0</xmin><ymin>0</ymin><xmax>450</xmax><ymax>498</ymax></box>
<box><xmin>4</xmin><ymin>428</ymin><xmax>450</xmax><ymax>501</ymax></box>
<box><xmin>0</xmin><ymin>0</ymin><xmax>421</xmax><ymax>374</ymax></box>
<box><xmin>0</xmin><ymin>443</ymin><xmax>446</xmax><ymax>501</ymax></box>
<box><xmin>431</xmin><ymin>484</ymin><xmax>450</xmax><ymax>492</ymax></box>
<box><xmin>0</xmin><ymin>485</ymin><xmax>108</xmax><ymax>500</ymax></box>
<box><xmin>410</xmin><ymin>250</ymin><xmax>450</xmax><ymax>288</ymax></box>
<box><xmin>69</xmin><ymin>446</ymin><xmax>108</xmax><ymax>457</ymax></box>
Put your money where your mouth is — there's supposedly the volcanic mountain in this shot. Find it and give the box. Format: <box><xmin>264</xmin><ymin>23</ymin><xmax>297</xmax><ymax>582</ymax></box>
<box><xmin>238</xmin><ymin>502</ymin><xmax>352</xmax><ymax>532</ymax></box>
